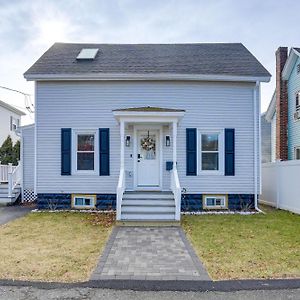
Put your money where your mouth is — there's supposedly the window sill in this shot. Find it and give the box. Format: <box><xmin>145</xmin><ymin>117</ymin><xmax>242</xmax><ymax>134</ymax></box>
<box><xmin>198</xmin><ymin>171</ymin><xmax>223</xmax><ymax>176</ymax></box>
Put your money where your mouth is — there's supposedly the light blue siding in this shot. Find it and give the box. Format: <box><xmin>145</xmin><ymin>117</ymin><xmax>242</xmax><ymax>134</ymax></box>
<box><xmin>288</xmin><ymin>56</ymin><xmax>300</xmax><ymax>159</ymax></box>
<box><xmin>35</xmin><ymin>81</ymin><xmax>260</xmax><ymax>195</ymax></box>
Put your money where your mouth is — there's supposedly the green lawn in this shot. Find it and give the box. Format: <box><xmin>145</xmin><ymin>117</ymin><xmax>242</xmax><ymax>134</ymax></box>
<box><xmin>0</xmin><ymin>212</ymin><xmax>114</xmax><ymax>282</ymax></box>
<box><xmin>182</xmin><ymin>206</ymin><xmax>300</xmax><ymax>280</ymax></box>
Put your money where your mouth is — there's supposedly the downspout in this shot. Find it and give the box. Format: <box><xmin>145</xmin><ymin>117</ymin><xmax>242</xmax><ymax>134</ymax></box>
<box><xmin>254</xmin><ymin>81</ymin><xmax>263</xmax><ymax>213</ymax></box>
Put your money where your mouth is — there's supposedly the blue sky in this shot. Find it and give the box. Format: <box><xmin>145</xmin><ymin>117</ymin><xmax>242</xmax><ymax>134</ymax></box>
<box><xmin>0</xmin><ymin>0</ymin><xmax>299</xmax><ymax>124</ymax></box>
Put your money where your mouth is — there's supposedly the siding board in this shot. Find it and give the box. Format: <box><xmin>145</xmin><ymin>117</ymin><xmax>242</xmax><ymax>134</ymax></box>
<box><xmin>36</xmin><ymin>81</ymin><xmax>258</xmax><ymax>194</ymax></box>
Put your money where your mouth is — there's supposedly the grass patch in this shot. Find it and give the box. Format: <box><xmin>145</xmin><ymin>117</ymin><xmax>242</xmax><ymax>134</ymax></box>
<box><xmin>0</xmin><ymin>212</ymin><xmax>114</xmax><ymax>282</ymax></box>
<box><xmin>182</xmin><ymin>206</ymin><xmax>300</xmax><ymax>280</ymax></box>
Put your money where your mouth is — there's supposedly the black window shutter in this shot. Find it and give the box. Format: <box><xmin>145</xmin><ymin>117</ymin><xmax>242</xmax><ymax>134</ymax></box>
<box><xmin>61</xmin><ymin>128</ymin><xmax>71</xmax><ymax>175</ymax></box>
<box><xmin>186</xmin><ymin>128</ymin><xmax>197</xmax><ymax>176</ymax></box>
<box><xmin>225</xmin><ymin>128</ymin><xmax>235</xmax><ymax>176</ymax></box>
<box><xmin>99</xmin><ymin>128</ymin><xmax>110</xmax><ymax>176</ymax></box>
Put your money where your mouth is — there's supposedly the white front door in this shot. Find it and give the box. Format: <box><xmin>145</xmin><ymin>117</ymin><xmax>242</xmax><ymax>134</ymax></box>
<box><xmin>136</xmin><ymin>130</ymin><xmax>160</xmax><ymax>188</ymax></box>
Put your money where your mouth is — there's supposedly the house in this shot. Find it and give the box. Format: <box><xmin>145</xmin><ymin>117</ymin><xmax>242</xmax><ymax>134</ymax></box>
<box><xmin>265</xmin><ymin>47</ymin><xmax>300</xmax><ymax>161</ymax></box>
<box><xmin>0</xmin><ymin>100</ymin><xmax>25</xmax><ymax>145</ymax></box>
<box><xmin>23</xmin><ymin>43</ymin><xmax>270</xmax><ymax>221</ymax></box>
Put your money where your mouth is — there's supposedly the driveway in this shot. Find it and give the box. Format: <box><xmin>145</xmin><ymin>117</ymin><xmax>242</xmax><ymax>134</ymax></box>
<box><xmin>91</xmin><ymin>226</ymin><xmax>210</xmax><ymax>281</ymax></box>
<box><xmin>0</xmin><ymin>206</ymin><xmax>32</xmax><ymax>226</ymax></box>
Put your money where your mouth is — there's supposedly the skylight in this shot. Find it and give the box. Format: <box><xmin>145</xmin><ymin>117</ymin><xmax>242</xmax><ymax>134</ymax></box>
<box><xmin>76</xmin><ymin>48</ymin><xmax>99</xmax><ymax>60</ymax></box>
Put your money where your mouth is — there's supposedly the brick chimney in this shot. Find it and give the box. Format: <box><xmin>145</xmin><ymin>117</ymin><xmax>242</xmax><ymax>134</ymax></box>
<box><xmin>275</xmin><ymin>47</ymin><xmax>288</xmax><ymax>160</ymax></box>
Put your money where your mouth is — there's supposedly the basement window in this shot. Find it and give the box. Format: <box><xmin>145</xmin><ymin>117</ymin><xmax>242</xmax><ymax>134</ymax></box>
<box><xmin>203</xmin><ymin>195</ymin><xmax>227</xmax><ymax>209</ymax></box>
<box><xmin>72</xmin><ymin>194</ymin><xmax>96</xmax><ymax>209</ymax></box>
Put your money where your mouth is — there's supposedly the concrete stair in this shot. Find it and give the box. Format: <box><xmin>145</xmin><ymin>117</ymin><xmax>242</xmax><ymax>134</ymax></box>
<box><xmin>0</xmin><ymin>184</ymin><xmax>21</xmax><ymax>205</ymax></box>
<box><xmin>121</xmin><ymin>191</ymin><xmax>176</xmax><ymax>221</ymax></box>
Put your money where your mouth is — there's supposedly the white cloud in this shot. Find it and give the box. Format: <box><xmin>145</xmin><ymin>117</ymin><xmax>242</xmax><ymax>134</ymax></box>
<box><xmin>0</xmin><ymin>0</ymin><xmax>299</xmax><ymax>125</ymax></box>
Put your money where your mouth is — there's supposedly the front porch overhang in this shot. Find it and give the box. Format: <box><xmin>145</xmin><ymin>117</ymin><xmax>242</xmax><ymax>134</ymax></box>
<box><xmin>113</xmin><ymin>106</ymin><xmax>185</xmax><ymax>124</ymax></box>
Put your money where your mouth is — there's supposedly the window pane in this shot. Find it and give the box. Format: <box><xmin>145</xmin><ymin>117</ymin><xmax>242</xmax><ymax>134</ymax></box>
<box><xmin>206</xmin><ymin>198</ymin><xmax>215</xmax><ymax>206</ymax></box>
<box><xmin>84</xmin><ymin>198</ymin><xmax>91</xmax><ymax>206</ymax></box>
<box><xmin>296</xmin><ymin>148</ymin><xmax>300</xmax><ymax>160</ymax></box>
<box><xmin>77</xmin><ymin>153</ymin><xmax>94</xmax><ymax>170</ymax></box>
<box><xmin>202</xmin><ymin>153</ymin><xmax>219</xmax><ymax>170</ymax></box>
<box><xmin>78</xmin><ymin>134</ymin><xmax>94</xmax><ymax>151</ymax></box>
<box><xmin>75</xmin><ymin>198</ymin><xmax>84</xmax><ymax>206</ymax></box>
<box><xmin>202</xmin><ymin>134</ymin><xmax>218</xmax><ymax>151</ymax></box>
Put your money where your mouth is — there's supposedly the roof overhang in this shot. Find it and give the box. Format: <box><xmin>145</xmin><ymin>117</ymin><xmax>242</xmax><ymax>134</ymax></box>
<box><xmin>0</xmin><ymin>100</ymin><xmax>26</xmax><ymax>116</ymax></box>
<box><xmin>265</xmin><ymin>91</ymin><xmax>276</xmax><ymax>122</ymax></box>
<box><xmin>24</xmin><ymin>72</ymin><xmax>271</xmax><ymax>83</ymax></box>
<box><xmin>282</xmin><ymin>48</ymin><xmax>300</xmax><ymax>80</ymax></box>
<box><xmin>113</xmin><ymin>107</ymin><xmax>185</xmax><ymax>123</ymax></box>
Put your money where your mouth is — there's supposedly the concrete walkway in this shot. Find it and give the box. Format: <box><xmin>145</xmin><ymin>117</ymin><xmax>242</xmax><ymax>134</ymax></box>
<box><xmin>0</xmin><ymin>206</ymin><xmax>32</xmax><ymax>226</ymax></box>
<box><xmin>91</xmin><ymin>227</ymin><xmax>210</xmax><ymax>281</ymax></box>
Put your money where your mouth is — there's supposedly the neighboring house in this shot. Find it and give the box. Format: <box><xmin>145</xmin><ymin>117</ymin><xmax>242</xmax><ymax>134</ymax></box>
<box><xmin>23</xmin><ymin>43</ymin><xmax>270</xmax><ymax>221</ymax></box>
<box><xmin>0</xmin><ymin>100</ymin><xmax>25</xmax><ymax>145</ymax></box>
<box><xmin>21</xmin><ymin>124</ymin><xmax>35</xmax><ymax>201</ymax></box>
<box><xmin>261</xmin><ymin>112</ymin><xmax>271</xmax><ymax>163</ymax></box>
<box><xmin>265</xmin><ymin>47</ymin><xmax>300</xmax><ymax>161</ymax></box>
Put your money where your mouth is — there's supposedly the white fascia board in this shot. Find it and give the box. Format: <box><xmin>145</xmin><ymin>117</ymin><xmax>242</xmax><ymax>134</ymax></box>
<box><xmin>282</xmin><ymin>48</ymin><xmax>300</xmax><ymax>80</ymax></box>
<box><xmin>24</xmin><ymin>72</ymin><xmax>271</xmax><ymax>83</ymax></box>
<box><xmin>265</xmin><ymin>91</ymin><xmax>276</xmax><ymax>122</ymax></box>
<box><xmin>113</xmin><ymin>111</ymin><xmax>185</xmax><ymax>123</ymax></box>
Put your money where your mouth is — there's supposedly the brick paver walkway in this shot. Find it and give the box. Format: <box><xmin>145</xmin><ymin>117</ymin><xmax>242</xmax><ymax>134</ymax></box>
<box><xmin>91</xmin><ymin>227</ymin><xmax>210</xmax><ymax>281</ymax></box>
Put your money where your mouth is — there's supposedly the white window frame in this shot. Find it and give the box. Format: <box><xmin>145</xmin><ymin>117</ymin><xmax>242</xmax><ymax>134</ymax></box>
<box><xmin>296</xmin><ymin>91</ymin><xmax>300</xmax><ymax>112</ymax></box>
<box><xmin>203</xmin><ymin>195</ymin><xmax>227</xmax><ymax>209</ymax></box>
<box><xmin>72</xmin><ymin>194</ymin><xmax>96</xmax><ymax>209</ymax></box>
<box><xmin>72</xmin><ymin>129</ymin><xmax>98</xmax><ymax>175</ymax></box>
<box><xmin>10</xmin><ymin>116</ymin><xmax>19</xmax><ymax>131</ymax></box>
<box><xmin>198</xmin><ymin>129</ymin><xmax>224</xmax><ymax>175</ymax></box>
<box><xmin>294</xmin><ymin>146</ymin><xmax>300</xmax><ymax>160</ymax></box>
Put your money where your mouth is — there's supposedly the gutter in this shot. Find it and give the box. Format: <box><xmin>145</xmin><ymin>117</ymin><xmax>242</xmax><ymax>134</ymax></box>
<box><xmin>24</xmin><ymin>73</ymin><xmax>271</xmax><ymax>83</ymax></box>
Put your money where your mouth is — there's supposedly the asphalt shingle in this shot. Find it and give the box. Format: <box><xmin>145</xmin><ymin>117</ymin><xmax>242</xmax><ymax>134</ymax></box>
<box><xmin>24</xmin><ymin>43</ymin><xmax>270</xmax><ymax>78</ymax></box>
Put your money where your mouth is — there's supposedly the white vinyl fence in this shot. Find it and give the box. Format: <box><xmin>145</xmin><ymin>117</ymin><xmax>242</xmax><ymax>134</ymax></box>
<box><xmin>261</xmin><ymin>161</ymin><xmax>300</xmax><ymax>214</ymax></box>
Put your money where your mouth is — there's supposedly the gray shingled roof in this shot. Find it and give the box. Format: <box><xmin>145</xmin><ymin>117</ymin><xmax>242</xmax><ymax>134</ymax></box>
<box><xmin>24</xmin><ymin>43</ymin><xmax>270</xmax><ymax>78</ymax></box>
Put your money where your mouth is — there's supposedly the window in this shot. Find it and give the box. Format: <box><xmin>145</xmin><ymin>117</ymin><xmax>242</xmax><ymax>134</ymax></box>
<box><xmin>10</xmin><ymin>117</ymin><xmax>19</xmax><ymax>131</ymax></box>
<box><xmin>199</xmin><ymin>131</ymin><xmax>223</xmax><ymax>173</ymax></box>
<box><xmin>73</xmin><ymin>130</ymin><xmax>98</xmax><ymax>173</ymax></box>
<box><xmin>294</xmin><ymin>147</ymin><xmax>300</xmax><ymax>160</ymax></box>
<box><xmin>72</xmin><ymin>194</ymin><xmax>95</xmax><ymax>208</ymax></box>
<box><xmin>203</xmin><ymin>195</ymin><xmax>227</xmax><ymax>209</ymax></box>
<box><xmin>296</xmin><ymin>92</ymin><xmax>300</xmax><ymax>112</ymax></box>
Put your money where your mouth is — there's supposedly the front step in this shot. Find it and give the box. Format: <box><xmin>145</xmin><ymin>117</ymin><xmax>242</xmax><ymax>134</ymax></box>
<box><xmin>121</xmin><ymin>213</ymin><xmax>176</xmax><ymax>220</ymax></box>
<box><xmin>121</xmin><ymin>191</ymin><xmax>176</xmax><ymax>221</ymax></box>
<box><xmin>117</xmin><ymin>220</ymin><xmax>180</xmax><ymax>227</ymax></box>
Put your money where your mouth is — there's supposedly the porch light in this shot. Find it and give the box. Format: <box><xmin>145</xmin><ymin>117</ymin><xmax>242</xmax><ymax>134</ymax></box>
<box><xmin>125</xmin><ymin>135</ymin><xmax>131</xmax><ymax>147</ymax></box>
<box><xmin>165</xmin><ymin>135</ymin><xmax>171</xmax><ymax>147</ymax></box>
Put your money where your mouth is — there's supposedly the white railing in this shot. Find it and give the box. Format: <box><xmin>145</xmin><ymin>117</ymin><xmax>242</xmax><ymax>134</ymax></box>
<box><xmin>116</xmin><ymin>168</ymin><xmax>125</xmax><ymax>220</ymax></box>
<box><xmin>8</xmin><ymin>162</ymin><xmax>21</xmax><ymax>198</ymax></box>
<box><xmin>170</xmin><ymin>167</ymin><xmax>181</xmax><ymax>220</ymax></box>
<box><xmin>0</xmin><ymin>162</ymin><xmax>17</xmax><ymax>183</ymax></box>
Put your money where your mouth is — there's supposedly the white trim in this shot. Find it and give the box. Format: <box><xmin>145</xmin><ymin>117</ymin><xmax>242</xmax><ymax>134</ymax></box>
<box><xmin>24</xmin><ymin>72</ymin><xmax>271</xmax><ymax>83</ymax></box>
<box><xmin>198</xmin><ymin>129</ymin><xmax>224</xmax><ymax>175</ymax></box>
<box><xmin>133</xmin><ymin>125</ymin><xmax>163</xmax><ymax>191</ymax></box>
<box><xmin>254</xmin><ymin>81</ymin><xmax>259</xmax><ymax>209</ymax></box>
<box><xmin>265</xmin><ymin>91</ymin><xmax>276</xmax><ymax>122</ymax></box>
<box><xmin>282</xmin><ymin>48</ymin><xmax>300</xmax><ymax>80</ymax></box>
<box><xmin>72</xmin><ymin>194</ymin><xmax>96</xmax><ymax>209</ymax></box>
<box><xmin>203</xmin><ymin>195</ymin><xmax>227</xmax><ymax>209</ymax></box>
<box><xmin>71</xmin><ymin>129</ymin><xmax>98</xmax><ymax>175</ymax></box>
<box><xmin>0</xmin><ymin>99</ymin><xmax>26</xmax><ymax>116</ymax></box>
<box><xmin>34</xmin><ymin>82</ymin><xmax>37</xmax><ymax>195</ymax></box>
